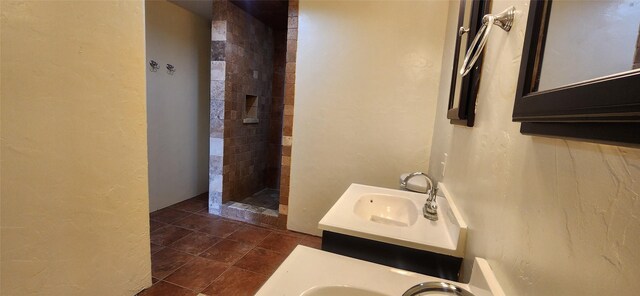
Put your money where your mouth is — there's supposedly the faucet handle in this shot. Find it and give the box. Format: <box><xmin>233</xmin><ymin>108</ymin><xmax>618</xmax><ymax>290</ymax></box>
<box><xmin>423</xmin><ymin>197</ymin><xmax>439</xmax><ymax>221</ymax></box>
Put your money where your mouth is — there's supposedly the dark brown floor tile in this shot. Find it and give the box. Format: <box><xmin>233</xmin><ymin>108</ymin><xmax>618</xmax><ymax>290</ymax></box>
<box><xmin>172</xmin><ymin>213</ymin><xmax>219</xmax><ymax>231</ymax></box>
<box><xmin>234</xmin><ymin>247</ymin><xmax>287</xmax><ymax>275</ymax></box>
<box><xmin>194</xmin><ymin>192</ymin><xmax>209</xmax><ymax>201</ymax></box>
<box><xmin>151</xmin><ymin>208</ymin><xmax>192</xmax><ymax>224</ymax></box>
<box><xmin>151</xmin><ymin>248</ymin><xmax>195</xmax><ymax>279</ymax></box>
<box><xmin>257</xmin><ymin>232</ymin><xmax>302</xmax><ymax>254</ymax></box>
<box><xmin>226</xmin><ymin>225</ymin><xmax>271</xmax><ymax>246</ymax></box>
<box><xmin>137</xmin><ymin>281</ymin><xmax>197</xmax><ymax>296</ymax></box>
<box><xmin>197</xmin><ymin>219</ymin><xmax>241</xmax><ymax>238</ymax></box>
<box><xmin>199</xmin><ymin>239</ymin><xmax>253</xmax><ymax>264</ymax></box>
<box><xmin>196</xmin><ymin>206</ymin><xmax>214</xmax><ymax>214</ymax></box>
<box><xmin>150</xmin><ymin>220</ymin><xmax>167</xmax><ymax>233</ymax></box>
<box><xmin>298</xmin><ymin>235</ymin><xmax>322</xmax><ymax>250</ymax></box>
<box><xmin>200</xmin><ymin>267</ymin><xmax>268</xmax><ymax>296</ymax></box>
<box><xmin>164</xmin><ymin>257</ymin><xmax>229</xmax><ymax>292</ymax></box>
<box><xmin>150</xmin><ymin>243</ymin><xmax>165</xmax><ymax>255</ymax></box>
<box><xmin>151</xmin><ymin>277</ymin><xmax>160</xmax><ymax>284</ymax></box>
<box><xmin>277</xmin><ymin>229</ymin><xmax>316</xmax><ymax>239</ymax></box>
<box><xmin>150</xmin><ymin>225</ymin><xmax>193</xmax><ymax>246</ymax></box>
<box><xmin>168</xmin><ymin>198</ymin><xmax>208</xmax><ymax>213</ymax></box>
<box><xmin>169</xmin><ymin>232</ymin><xmax>221</xmax><ymax>255</ymax></box>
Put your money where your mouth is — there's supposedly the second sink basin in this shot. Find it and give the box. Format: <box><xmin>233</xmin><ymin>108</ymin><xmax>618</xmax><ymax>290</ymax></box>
<box><xmin>255</xmin><ymin>246</ymin><xmax>506</xmax><ymax>296</ymax></box>
<box><xmin>353</xmin><ymin>194</ymin><xmax>419</xmax><ymax>227</ymax></box>
<box><xmin>301</xmin><ymin>286</ymin><xmax>389</xmax><ymax>296</ymax></box>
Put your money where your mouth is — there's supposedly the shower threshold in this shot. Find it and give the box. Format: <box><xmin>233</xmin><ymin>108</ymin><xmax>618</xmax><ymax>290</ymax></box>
<box><xmin>222</xmin><ymin>188</ymin><xmax>279</xmax><ymax>219</ymax></box>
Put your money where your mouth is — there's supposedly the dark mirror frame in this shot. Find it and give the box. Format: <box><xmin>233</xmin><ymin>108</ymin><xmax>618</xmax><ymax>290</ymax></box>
<box><xmin>447</xmin><ymin>0</ymin><xmax>490</xmax><ymax>127</ymax></box>
<box><xmin>513</xmin><ymin>0</ymin><xmax>640</xmax><ymax>146</ymax></box>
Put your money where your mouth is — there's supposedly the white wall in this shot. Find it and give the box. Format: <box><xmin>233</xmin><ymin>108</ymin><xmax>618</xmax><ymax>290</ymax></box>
<box><xmin>429</xmin><ymin>1</ymin><xmax>640</xmax><ymax>295</ymax></box>
<box><xmin>288</xmin><ymin>0</ymin><xmax>449</xmax><ymax>235</ymax></box>
<box><xmin>1</xmin><ymin>1</ymin><xmax>151</xmax><ymax>294</ymax></box>
<box><xmin>145</xmin><ymin>0</ymin><xmax>210</xmax><ymax>212</ymax></box>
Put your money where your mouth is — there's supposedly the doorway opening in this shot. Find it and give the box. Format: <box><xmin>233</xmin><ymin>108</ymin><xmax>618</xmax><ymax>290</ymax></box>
<box><xmin>208</xmin><ymin>0</ymin><xmax>299</xmax><ymax>228</ymax></box>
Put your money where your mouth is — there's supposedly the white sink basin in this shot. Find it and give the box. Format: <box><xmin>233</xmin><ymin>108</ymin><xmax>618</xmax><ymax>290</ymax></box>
<box><xmin>301</xmin><ymin>285</ymin><xmax>389</xmax><ymax>296</ymax></box>
<box><xmin>255</xmin><ymin>246</ymin><xmax>505</xmax><ymax>296</ymax></box>
<box><xmin>353</xmin><ymin>194</ymin><xmax>419</xmax><ymax>227</ymax></box>
<box><xmin>319</xmin><ymin>183</ymin><xmax>467</xmax><ymax>257</ymax></box>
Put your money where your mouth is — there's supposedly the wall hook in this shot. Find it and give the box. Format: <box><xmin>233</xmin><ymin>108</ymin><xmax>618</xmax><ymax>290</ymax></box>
<box><xmin>149</xmin><ymin>60</ymin><xmax>159</xmax><ymax>72</ymax></box>
<box><xmin>166</xmin><ymin>64</ymin><xmax>176</xmax><ymax>75</ymax></box>
<box><xmin>458</xmin><ymin>27</ymin><xmax>470</xmax><ymax>36</ymax></box>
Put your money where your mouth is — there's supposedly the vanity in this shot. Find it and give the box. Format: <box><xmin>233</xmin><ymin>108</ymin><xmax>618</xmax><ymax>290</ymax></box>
<box><xmin>255</xmin><ymin>245</ymin><xmax>504</xmax><ymax>296</ymax></box>
<box><xmin>318</xmin><ymin>183</ymin><xmax>467</xmax><ymax>280</ymax></box>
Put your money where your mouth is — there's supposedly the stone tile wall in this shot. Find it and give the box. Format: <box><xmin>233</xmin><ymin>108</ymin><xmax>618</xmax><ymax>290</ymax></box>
<box><xmin>278</xmin><ymin>0</ymin><xmax>298</xmax><ymax>220</ymax></box>
<box><xmin>209</xmin><ymin>0</ymin><xmax>296</xmax><ymax>228</ymax></box>
<box><xmin>209</xmin><ymin>1</ymin><xmax>286</xmax><ymax>214</ymax></box>
<box><xmin>224</xmin><ymin>2</ymin><xmax>275</xmax><ymax>203</ymax></box>
<box><xmin>209</xmin><ymin>2</ymin><xmax>227</xmax><ymax>214</ymax></box>
<box><xmin>266</xmin><ymin>30</ymin><xmax>287</xmax><ymax>189</ymax></box>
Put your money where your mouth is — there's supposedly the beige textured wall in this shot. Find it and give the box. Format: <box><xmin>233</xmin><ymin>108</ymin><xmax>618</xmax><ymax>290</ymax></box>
<box><xmin>429</xmin><ymin>1</ymin><xmax>640</xmax><ymax>295</ymax></box>
<box><xmin>145</xmin><ymin>0</ymin><xmax>210</xmax><ymax>212</ymax></box>
<box><xmin>1</xmin><ymin>1</ymin><xmax>152</xmax><ymax>295</ymax></box>
<box><xmin>288</xmin><ymin>0</ymin><xmax>449</xmax><ymax>235</ymax></box>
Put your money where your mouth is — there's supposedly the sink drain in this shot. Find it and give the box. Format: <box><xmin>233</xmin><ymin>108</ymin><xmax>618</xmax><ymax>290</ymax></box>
<box><xmin>402</xmin><ymin>281</ymin><xmax>474</xmax><ymax>296</ymax></box>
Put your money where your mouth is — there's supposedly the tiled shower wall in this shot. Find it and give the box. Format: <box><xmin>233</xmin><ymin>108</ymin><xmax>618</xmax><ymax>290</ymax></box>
<box><xmin>266</xmin><ymin>30</ymin><xmax>287</xmax><ymax>189</ymax></box>
<box><xmin>210</xmin><ymin>0</ymin><xmax>280</xmax><ymax>214</ymax></box>
<box><xmin>278</xmin><ymin>0</ymin><xmax>298</xmax><ymax>218</ymax></box>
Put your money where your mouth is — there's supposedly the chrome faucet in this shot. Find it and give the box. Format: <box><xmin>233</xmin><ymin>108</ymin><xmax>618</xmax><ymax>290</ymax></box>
<box><xmin>400</xmin><ymin>172</ymin><xmax>439</xmax><ymax>221</ymax></box>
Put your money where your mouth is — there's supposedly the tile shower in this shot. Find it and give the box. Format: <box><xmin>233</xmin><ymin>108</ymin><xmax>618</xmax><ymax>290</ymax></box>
<box><xmin>209</xmin><ymin>0</ymin><xmax>291</xmax><ymax>227</ymax></box>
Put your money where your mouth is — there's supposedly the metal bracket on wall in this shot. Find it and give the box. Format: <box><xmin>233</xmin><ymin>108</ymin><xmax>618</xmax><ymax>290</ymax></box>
<box><xmin>149</xmin><ymin>60</ymin><xmax>159</xmax><ymax>72</ymax></box>
<box><xmin>459</xmin><ymin>6</ymin><xmax>516</xmax><ymax>76</ymax></box>
<box><xmin>166</xmin><ymin>64</ymin><xmax>176</xmax><ymax>75</ymax></box>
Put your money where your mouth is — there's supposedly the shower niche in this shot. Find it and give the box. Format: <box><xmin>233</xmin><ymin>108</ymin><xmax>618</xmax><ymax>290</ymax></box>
<box><xmin>243</xmin><ymin>95</ymin><xmax>259</xmax><ymax>124</ymax></box>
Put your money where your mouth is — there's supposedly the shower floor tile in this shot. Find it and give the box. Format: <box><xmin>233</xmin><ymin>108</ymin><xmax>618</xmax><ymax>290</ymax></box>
<box><xmin>239</xmin><ymin>188</ymin><xmax>280</xmax><ymax>210</ymax></box>
<box><xmin>139</xmin><ymin>194</ymin><xmax>322</xmax><ymax>296</ymax></box>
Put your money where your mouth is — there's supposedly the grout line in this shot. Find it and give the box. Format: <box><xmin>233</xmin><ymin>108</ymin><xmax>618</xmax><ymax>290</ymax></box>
<box><xmin>199</xmin><ymin>265</ymin><xmax>260</xmax><ymax>294</ymax></box>
<box><xmin>153</xmin><ymin>256</ymin><xmax>195</xmax><ymax>282</ymax></box>
<box><xmin>149</xmin><ymin>224</ymin><xmax>170</xmax><ymax>235</ymax></box>
<box><xmin>169</xmin><ymin>212</ymin><xmax>198</xmax><ymax>226</ymax></box>
<box><xmin>232</xmin><ymin>246</ymin><xmax>289</xmax><ymax>276</ymax></box>
<box><xmin>195</xmin><ymin>236</ymin><xmax>255</xmax><ymax>266</ymax></box>
<box><xmin>160</xmin><ymin>279</ymin><xmax>202</xmax><ymax>293</ymax></box>
<box><xmin>152</xmin><ymin>229</ymin><xmax>195</xmax><ymax>247</ymax></box>
<box><xmin>229</xmin><ymin>241</ymin><xmax>260</xmax><ymax>266</ymax></box>
<box><xmin>253</xmin><ymin>231</ymin><xmax>272</xmax><ymax>247</ymax></box>
<box><xmin>201</xmin><ymin>261</ymin><xmax>240</xmax><ymax>290</ymax></box>
<box><xmin>230</xmin><ymin>263</ymin><xmax>274</xmax><ymax>277</ymax></box>
<box><xmin>161</xmin><ymin>257</ymin><xmax>229</xmax><ymax>295</ymax></box>
<box><xmin>164</xmin><ymin>235</ymin><xmax>222</xmax><ymax>256</ymax></box>
<box><xmin>193</xmin><ymin>228</ymin><xmax>233</xmax><ymax>239</ymax></box>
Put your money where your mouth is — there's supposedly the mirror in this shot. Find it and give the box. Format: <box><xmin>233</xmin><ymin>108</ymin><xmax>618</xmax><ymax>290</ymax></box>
<box><xmin>447</xmin><ymin>0</ymin><xmax>490</xmax><ymax>127</ymax></box>
<box><xmin>537</xmin><ymin>0</ymin><xmax>640</xmax><ymax>91</ymax></box>
<box><xmin>513</xmin><ymin>0</ymin><xmax>640</xmax><ymax>146</ymax></box>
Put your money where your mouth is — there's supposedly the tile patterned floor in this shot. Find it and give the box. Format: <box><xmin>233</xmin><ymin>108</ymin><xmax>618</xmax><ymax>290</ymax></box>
<box><xmin>138</xmin><ymin>193</ymin><xmax>321</xmax><ymax>296</ymax></box>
